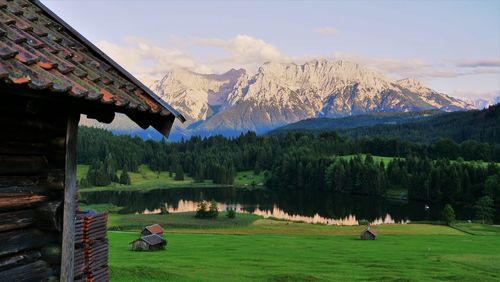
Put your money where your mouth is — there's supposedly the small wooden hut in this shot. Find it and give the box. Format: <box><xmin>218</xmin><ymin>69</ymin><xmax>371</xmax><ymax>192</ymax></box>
<box><xmin>360</xmin><ymin>227</ymin><xmax>377</xmax><ymax>240</ymax></box>
<box><xmin>131</xmin><ymin>234</ymin><xmax>167</xmax><ymax>251</ymax></box>
<box><xmin>141</xmin><ymin>224</ymin><xmax>164</xmax><ymax>236</ymax></box>
<box><xmin>0</xmin><ymin>1</ymin><xmax>184</xmax><ymax>281</ymax></box>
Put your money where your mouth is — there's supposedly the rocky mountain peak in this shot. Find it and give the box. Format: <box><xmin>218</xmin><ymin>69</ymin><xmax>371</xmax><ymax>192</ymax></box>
<box><xmin>151</xmin><ymin>59</ymin><xmax>473</xmax><ymax>136</ymax></box>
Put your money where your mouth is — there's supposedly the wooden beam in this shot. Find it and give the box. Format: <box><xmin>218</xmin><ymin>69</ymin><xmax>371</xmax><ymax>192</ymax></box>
<box><xmin>0</xmin><ymin>260</ymin><xmax>52</xmax><ymax>281</ymax></box>
<box><xmin>0</xmin><ymin>228</ymin><xmax>54</xmax><ymax>257</ymax></box>
<box><xmin>0</xmin><ymin>209</ymin><xmax>37</xmax><ymax>232</ymax></box>
<box><xmin>0</xmin><ymin>155</ymin><xmax>48</xmax><ymax>175</ymax></box>
<box><xmin>60</xmin><ymin>113</ymin><xmax>79</xmax><ymax>282</ymax></box>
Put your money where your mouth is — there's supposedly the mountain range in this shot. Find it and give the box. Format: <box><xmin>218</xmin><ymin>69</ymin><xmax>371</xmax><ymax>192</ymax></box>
<box><xmin>151</xmin><ymin>59</ymin><xmax>473</xmax><ymax>137</ymax></box>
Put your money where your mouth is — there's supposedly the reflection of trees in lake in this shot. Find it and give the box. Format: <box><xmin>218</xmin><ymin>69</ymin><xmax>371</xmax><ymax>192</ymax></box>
<box><xmin>81</xmin><ymin>187</ymin><xmax>473</xmax><ymax>222</ymax></box>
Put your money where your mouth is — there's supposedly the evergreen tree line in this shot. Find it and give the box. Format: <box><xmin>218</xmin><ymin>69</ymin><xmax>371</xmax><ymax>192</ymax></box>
<box><xmin>79</xmin><ymin>153</ymin><xmax>131</xmax><ymax>187</ymax></box>
<box><xmin>268</xmin><ymin>153</ymin><xmax>500</xmax><ymax>213</ymax></box>
<box><xmin>77</xmin><ymin>126</ymin><xmax>500</xmax><ymax>211</ymax></box>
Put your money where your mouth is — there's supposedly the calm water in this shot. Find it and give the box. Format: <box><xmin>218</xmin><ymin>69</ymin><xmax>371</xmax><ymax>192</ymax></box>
<box><xmin>81</xmin><ymin>187</ymin><xmax>476</xmax><ymax>225</ymax></box>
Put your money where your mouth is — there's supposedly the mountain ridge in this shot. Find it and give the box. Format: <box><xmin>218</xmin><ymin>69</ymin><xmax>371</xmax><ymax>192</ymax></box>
<box><xmin>151</xmin><ymin>59</ymin><xmax>473</xmax><ymax>136</ymax></box>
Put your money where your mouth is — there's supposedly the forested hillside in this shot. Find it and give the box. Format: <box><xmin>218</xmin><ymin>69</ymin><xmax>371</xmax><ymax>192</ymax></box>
<box><xmin>269</xmin><ymin>110</ymin><xmax>442</xmax><ymax>133</ymax></box>
<box><xmin>272</xmin><ymin>104</ymin><xmax>500</xmax><ymax>144</ymax></box>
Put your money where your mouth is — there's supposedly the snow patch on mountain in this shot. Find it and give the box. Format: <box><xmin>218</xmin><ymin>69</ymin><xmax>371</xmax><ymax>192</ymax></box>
<box><xmin>151</xmin><ymin>59</ymin><xmax>474</xmax><ymax>136</ymax></box>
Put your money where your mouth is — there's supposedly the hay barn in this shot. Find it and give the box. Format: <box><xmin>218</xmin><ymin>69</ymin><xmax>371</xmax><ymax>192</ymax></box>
<box><xmin>141</xmin><ymin>224</ymin><xmax>164</xmax><ymax>236</ymax></box>
<box><xmin>131</xmin><ymin>234</ymin><xmax>167</xmax><ymax>252</ymax></box>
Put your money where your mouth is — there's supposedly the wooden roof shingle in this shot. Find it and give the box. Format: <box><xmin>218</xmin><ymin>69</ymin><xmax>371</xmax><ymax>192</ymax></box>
<box><xmin>0</xmin><ymin>0</ymin><xmax>184</xmax><ymax>136</ymax></box>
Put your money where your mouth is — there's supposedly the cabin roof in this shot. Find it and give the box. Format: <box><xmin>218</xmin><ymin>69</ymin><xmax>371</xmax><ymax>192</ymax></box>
<box><xmin>137</xmin><ymin>234</ymin><xmax>165</xmax><ymax>246</ymax></box>
<box><xmin>144</xmin><ymin>224</ymin><xmax>164</xmax><ymax>235</ymax></box>
<box><xmin>362</xmin><ymin>228</ymin><xmax>377</xmax><ymax>236</ymax></box>
<box><xmin>0</xmin><ymin>0</ymin><xmax>185</xmax><ymax>136</ymax></box>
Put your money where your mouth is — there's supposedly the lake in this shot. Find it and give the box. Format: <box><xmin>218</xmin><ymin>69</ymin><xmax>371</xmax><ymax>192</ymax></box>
<box><xmin>80</xmin><ymin>187</ymin><xmax>476</xmax><ymax>225</ymax></box>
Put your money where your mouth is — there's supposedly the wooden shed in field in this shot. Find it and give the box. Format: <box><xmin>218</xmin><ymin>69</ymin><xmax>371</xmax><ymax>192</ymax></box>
<box><xmin>131</xmin><ymin>234</ymin><xmax>167</xmax><ymax>251</ymax></box>
<box><xmin>141</xmin><ymin>224</ymin><xmax>164</xmax><ymax>236</ymax></box>
<box><xmin>0</xmin><ymin>1</ymin><xmax>183</xmax><ymax>281</ymax></box>
<box><xmin>360</xmin><ymin>227</ymin><xmax>377</xmax><ymax>240</ymax></box>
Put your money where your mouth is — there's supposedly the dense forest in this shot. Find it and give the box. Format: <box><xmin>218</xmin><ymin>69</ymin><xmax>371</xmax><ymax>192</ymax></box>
<box><xmin>77</xmin><ymin>105</ymin><xmax>500</xmax><ymax>219</ymax></box>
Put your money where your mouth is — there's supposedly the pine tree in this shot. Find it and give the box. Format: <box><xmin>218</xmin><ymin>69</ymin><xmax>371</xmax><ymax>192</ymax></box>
<box><xmin>174</xmin><ymin>165</ymin><xmax>184</xmax><ymax>181</ymax></box>
<box><xmin>474</xmin><ymin>196</ymin><xmax>495</xmax><ymax>224</ymax></box>
<box><xmin>442</xmin><ymin>204</ymin><xmax>455</xmax><ymax>225</ymax></box>
<box><xmin>120</xmin><ymin>169</ymin><xmax>131</xmax><ymax>185</ymax></box>
<box><xmin>208</xmin><ymin>199</ymin><xmax>219</xmax><ymax>219</ymax></box>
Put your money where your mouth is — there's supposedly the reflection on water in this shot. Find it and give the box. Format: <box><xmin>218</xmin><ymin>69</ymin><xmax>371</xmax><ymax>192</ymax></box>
<box><xmin>80</xmin><ymin>187</ymin><xmax>467</xmax><ymax>225</ymax></box>
<box><xmin>142</xmin><ymin>200</ymin><xmax>407</xmax><ymax>225</ymax></box>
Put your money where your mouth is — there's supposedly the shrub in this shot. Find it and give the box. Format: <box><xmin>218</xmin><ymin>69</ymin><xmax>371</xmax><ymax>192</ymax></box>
<box><xmin>160</xmin><ymin>205</ymin><xmax>169</xmax><ymax>215</ymax></box>
<box><xmin>442</xmin><ymin>204</ymin><xmax>455</xmax><ymax>225</ymax></box>
<box><xmin>119</xmin><ymin>169</ymin><xmax>131</xmax><ymax>185</ymax></box>
<box><xmin>474</xmin><ymin>196</ymin><xmax>495</xmax><ymax>224</ymax></box>
<box><xmin>195</xmin><ymin>199</ymin><xmax>219</xmax><ymax>219</ymax></box>
<box><xmin>208</xmin><ymin>199</ymin><xmax>219</xmax><ymax>219</ymax></box>
<box><xmin>358</xmin><ymin>219</ymin><xmax>370</xmax><ymax>226</ymax></box>
<box><xmin>195</xmin><ymin>201</ymin><xmax>208</xmax><ymax>218</ymax></box>
<box><xmin>226</xmin><ymin>208</ymin><xmax>236</xmax><ymax>219</ymax></box>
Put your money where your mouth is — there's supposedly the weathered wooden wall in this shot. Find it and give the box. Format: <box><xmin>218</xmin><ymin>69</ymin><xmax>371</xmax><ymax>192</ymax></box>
<box><xmin>0</xmin><ymin>95</ymin><xmax>67</xmax><ymax>281</ymax></box>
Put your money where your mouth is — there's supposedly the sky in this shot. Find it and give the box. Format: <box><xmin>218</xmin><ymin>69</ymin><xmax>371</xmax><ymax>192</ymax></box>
<box><xmin>41</xmin><ymin>0</ymin><xmax>500</xmax><ymax>101</ymax></box>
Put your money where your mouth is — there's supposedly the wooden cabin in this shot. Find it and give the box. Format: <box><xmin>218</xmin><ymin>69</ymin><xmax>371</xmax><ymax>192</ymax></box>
<box><xmin>141</xmin><ymin>224</ymin><xmax>164</xmax><ymax>236</ymax></box>
<box><xmin>360</xmin><ymin>227</ymin><xmax>377</xmax><ymax>240</ymax></box>
<box><xmin>131</xmin><ymin>234</ymin><xmax>167</xmax><ymax>251</ymax></box>
<box><xmin>0</xmin><ymin>1</ymin><xmax>184</xmax><ymax>281</ymax></box>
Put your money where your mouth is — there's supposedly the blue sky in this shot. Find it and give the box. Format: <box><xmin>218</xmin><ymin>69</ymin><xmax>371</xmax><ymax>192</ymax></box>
<box><xmin>41</xmin><ymin>0</ymin><xmax>499</xmax><ymax>100</ymax></box>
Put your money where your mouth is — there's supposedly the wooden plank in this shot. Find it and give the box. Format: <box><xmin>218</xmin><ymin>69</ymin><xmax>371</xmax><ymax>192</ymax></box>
<box><xmin>0</xmin><ymin>192</ymin><xmax>48</xmax><ymax>212</ymax></box>
<box><xmin>0</xmin><ymin>260</ymin><xmax>52</xmax><ymax>281</ymax></box>
<box><xmin>40</xmin><ymin>244</ymin><xmax>62</xmax><ymax>264</ymax></box>
<box><xmin>0</xmin><ymin>176</ymin><xmax>40</xmax><ymax>187</ymax></box>
<box><xmin>0</xmin><ymin>209</ymin><xmax>36</xmax><ymax>232</ymax></box>
<box><xmin>0</xmin><ymin>141</ymin><xmax>47</xmax><ymax>155</ymax></box>
<box><xmin>60</xmin><ymin>113</ymin><xmax>79</xmax><ymax>282</ymax></box>
<box><xmin>46</xmin><ymin>169</ymin><xmax>65</xmax><ymax>190</ymax></box>
<box><xmin>0</xmin><ymin>155</ymin><xmax>48</xmax><ymax>175</ymax></box>
<box><xmin>36</xmin><ymin>201</ymin><xmax>63</xmax><ymax>231</ymax></box>
<box><xmin>0</xmin><ymin>228</ymin><xmax>54</xmax><ymax>257</ymax></box>
<box><xmin>0</xmin><ymin>250</ymin><xmax>41</xmax><ymax>270</ymax></box>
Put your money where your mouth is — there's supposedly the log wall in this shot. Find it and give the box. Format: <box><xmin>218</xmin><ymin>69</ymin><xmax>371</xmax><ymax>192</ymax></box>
<box><xmin>0</xmin><ymin>95</ymin><xmax>68</xmax><ymax>281</ymax></box>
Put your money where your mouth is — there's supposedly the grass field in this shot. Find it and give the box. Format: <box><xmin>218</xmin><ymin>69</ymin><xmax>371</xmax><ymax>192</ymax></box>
<box><xmin>338</xmin><ymin>154</ymin><xmax>499</xmax><ymax>168</ymax></box>
<box><xmin>338</xmin><ymin>154</ymin><xmax>396</xmax><ymax>166</ymax></box>
<box><xmin>78</xmin><ymin>165</ymin><xmax>268</xmax><ymax>192</ymax></box>
<box><xmin>106</xmin><ymin>215</ymin><xmax>500</xmax><ymax>281</ymax></box>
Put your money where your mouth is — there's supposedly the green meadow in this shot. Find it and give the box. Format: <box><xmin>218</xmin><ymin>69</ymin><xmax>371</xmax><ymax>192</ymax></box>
<box><xmin>78</xmin><ymin>165</ymin><xmax>268</xmax><ymax>192</ymax></box>
<box><xmin>106</xmin><ymin>214</ymin><xmax>500</xmax><ymax>282</ymax></box>
<box><xmin>337</xmin><ymin>154</ymin><xmax>499</xmax><ymax>168</ymax></box>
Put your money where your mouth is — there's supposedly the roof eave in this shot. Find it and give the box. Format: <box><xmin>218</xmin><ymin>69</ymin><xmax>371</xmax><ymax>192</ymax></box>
<box><xmin>32</xmin><ymin>0</ymin><xmax>186</xmax><ymax>124</ymax></box>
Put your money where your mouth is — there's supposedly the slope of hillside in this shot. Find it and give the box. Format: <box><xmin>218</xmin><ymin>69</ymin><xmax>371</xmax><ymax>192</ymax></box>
<box><xmin>273</xmin><ymin>104</ymin><xmax>500</xmax><ymax>144</ymax></box>
<box><xmin>269</xmin><ymin>110</ymin><xmax>443</xmax><ymax>134</ymax></box>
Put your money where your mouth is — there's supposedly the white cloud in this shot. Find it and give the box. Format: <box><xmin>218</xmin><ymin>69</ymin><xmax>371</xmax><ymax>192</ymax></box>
<box><xmin>332</xmin><ymin>52</ymin><xmax>500</xmax><ymax>79</ymax></box>
<box><xmin>97</xmin><ymin>37</ymin><xmax>197</xmax><ymax>82</ymax></box>
<box><xmin>332</xmin><ymin>52</ymin><xmax>431</xmax><ymax>78</ymax></box>
<box><xmin>196</xmin><ymin>34</ymin><xmax>290</xmax><ymax>71</ymax></box>
<box><xmin>97</xmin><ymin>34</ymin><xmax>290</xmax><ymax>81</ymax></box>
<box><xmin>451</xmin><ymin>58</ymin><xmax>500</xmax><ymax>68</ymax></box>
<box><xmin>313</xmin><ymin>27</ymin><xmax>339</xmax><ymax>35</ymax></box>
<box><xmin>451</xmin><ymin>90</ymin><xmax>500</xmax><ymax>100</ymax></box>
